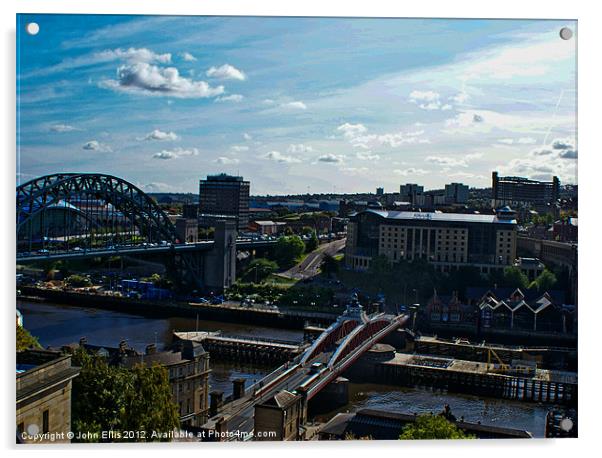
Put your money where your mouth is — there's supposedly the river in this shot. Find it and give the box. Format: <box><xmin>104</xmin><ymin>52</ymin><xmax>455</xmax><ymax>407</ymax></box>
<box><xmin>17</xmin><ymin>300</ymin><xmax>551</xmax><ymax>437</ymax></box>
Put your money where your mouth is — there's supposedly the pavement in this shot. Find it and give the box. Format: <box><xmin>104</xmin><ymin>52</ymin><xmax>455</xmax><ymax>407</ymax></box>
<box><xmin>279</xmin><ymin>238</ymin><xmax>346</xmax><ymax>281</ymax></box>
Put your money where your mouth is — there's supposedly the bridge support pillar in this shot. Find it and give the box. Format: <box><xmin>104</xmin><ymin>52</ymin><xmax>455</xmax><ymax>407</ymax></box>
<box><xmin>203</xmin><ymin>220</ymin><xmax>237</xmax><ymax>293</ymax></box>
<box><xmin>308</xmin><ymin>377</ymin><xmax>349</xmax><ymax>414</ymax></box>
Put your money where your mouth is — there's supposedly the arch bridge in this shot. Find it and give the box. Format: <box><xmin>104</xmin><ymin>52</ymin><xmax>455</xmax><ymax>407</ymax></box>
<box><xmin>16</xmin><ymin>173</ymin><xmax>255</xmax><ymax>291</ymax></box>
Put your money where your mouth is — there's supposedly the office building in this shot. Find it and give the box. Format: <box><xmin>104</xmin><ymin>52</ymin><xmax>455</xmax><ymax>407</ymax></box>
<box><xmin>345</xmin><ymin>207</ymin><xmax>517</xmax><ymax>274</ymax></box>
<box><xmin>445</xmin><ymin>182</ymin><xmax>469</xmax><ymax>204</ymax></box>
<box><xmin>399</xmin><ymin>183</ymin><xmax>424</xmax><ymax>205</ymax></box>
<box><xmin>492</xmin><ymin>171</ymin><xmax>560</xmax><ymax>207</ymax></box>
<box><xmin>199</xmin><ymin>173</ymin><xmax>250</xmax><ymax>230</ymax></box>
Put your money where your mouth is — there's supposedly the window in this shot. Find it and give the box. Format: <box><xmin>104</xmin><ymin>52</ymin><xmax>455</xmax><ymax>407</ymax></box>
<box><xmin>42</xmin><ymin>410</ymin><xmax>49</xmax><ymax>434</ymax></box>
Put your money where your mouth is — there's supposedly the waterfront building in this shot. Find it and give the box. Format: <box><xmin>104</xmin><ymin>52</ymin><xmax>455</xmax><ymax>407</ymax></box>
<box><xmin>254</xmin><ymin>390</ymin><xmax>304</xmax><ymax>441</ymax></box>
<box><xmin>16</xmin><ymin>349</ymin><xmax>80</xmax><ymax>444</ymax></box>
<box><xmin>492</xmin><ymin>171</ymin><xmax>560</xmax><ymax>208</ymax></box>
<box><xmin>345</xmin><ymin>207</ymin><xmax>517</xmax><ymax>274</ymax></box>
<box><xmin>122</xmin><ymin>341</ymin><xmax>211</xmax><ymax>427</ymax></box>
<box><xmin>199</xmin><ymin>173</ymin><xmax>250</xmax><ymax>230</ymax></box>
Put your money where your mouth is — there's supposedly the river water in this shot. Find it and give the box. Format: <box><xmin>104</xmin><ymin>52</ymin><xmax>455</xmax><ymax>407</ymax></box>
<box><xmin>17</xmin><ymin>300</ymin><xmax>551</xmax><ymax>437</ymax></box>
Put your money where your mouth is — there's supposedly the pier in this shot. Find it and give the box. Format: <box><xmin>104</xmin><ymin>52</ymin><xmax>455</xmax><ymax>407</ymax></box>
<box><xmin>173</xmin><ymin>331</ymin><xmax>307</xmax><ymax>364</ymax></box>
<box><xmin>375</xmin><ymin>353</ymin><xmax>577</xmax><ymax>405</ymax></box>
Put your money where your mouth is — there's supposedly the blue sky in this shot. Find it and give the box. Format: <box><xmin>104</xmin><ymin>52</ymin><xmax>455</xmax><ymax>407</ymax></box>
<box><xmin>17</xmin><ymin>15</ymin><xmax>577</xmax><ymax>195</ymax></box>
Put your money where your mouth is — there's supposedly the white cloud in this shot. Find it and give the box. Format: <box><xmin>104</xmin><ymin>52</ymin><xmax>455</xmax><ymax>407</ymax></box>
<box><xmin>356</xmin><ymin>151</ymin><xmax>380</xmax><ymax>161</ymax></box>
<box><xmin>280</xmin><ymin>101</ymin><xmax>307</xmax><ymax>110</ymax></box>
<box><xmin>50</xmin><ymin>124</ymin><xmax>77</xmax><ymax>132</ymax></box>
<box><xmin>215</xmin><ymin>157</ymin><xmax>240</xmax><ymax>164</ymax></box>
<box><xmin>141</xmin><ymin>129</ymin><xmax>179</xmax><ymax>141</ymax></box>
<box><xmin>338</xmin><ymin>122</ymin><xmax>429</xmax><ymax>149</ymax></box>
<box><xmin>152</xmin><ymin>147</ymin><xmax>199</xmax><ymax>159</ymax></box>
<box><xmin>425</xmin><ymin>153</ymin><xmax>482</xmax><ymax>168</ymax></box>
<box><xmin>449</xmin><ymin>92</ymin><xmax>470</xmax><ymax>104</ymax></box>
<box><xmin>206</xmin><ymin>64</ymin><xmax>246</xmax><ymax>81</ymax></box>
<box><xmin>317</xmin><ymin>153</ymin><xmax>344</xmax><ymax>164</ymax></box>
<box><xmin>497</xmin><ymin>137</ymin><xmax>537</xmax><ymax>145</ymax></box>
<box><xmin>215</xmin><ymin>94</ymin><xmax>244</xmax><ymax>103</ymax></box>
<box><xmin>261</xmin><ymin>151</ymin><xmax>301</xmax><ymax>164</ymax></box>
<box><xmin>337</xmin><ymin>123</ymin><xmax>367</xmax><ymax>139</ymax></box>
<box><xmin>101</xmin><ymin>62</ymin><xmax>224</xmax><ymax>98</ymax></box>
<box><xmin>181</xmin><ymin>52</ymin><xmax>197</xmax><ymax>62</ymax></box>
<box><xmin>96</xmin><ymin>47</ymin><xmax>172</xmax><ymax>64</ymax></box>
<box><xmin>393</xmin><ymin>168</ymin><xmax>429</xmax><ymax>176</ymax></box>
<box><xmin>409</xmin><ymin>90</ymin><xmax>447</xmax><ymax>110</ymax></box>
<box><xmin>497</xmin><ymin>137</ymin><xmax>577</xmax><ymax>183</ymax></box>
<box><xmin>82</xmin><ymin>140</ymin><xmax>112</xmax><ymax>152</ymax></box>
<box><xmin>138</xmin><ymin>182</ymin><xmax>179</xmax><ymax>193</ymax></box>
<box><xmin>243</xmin><ymin>133</ymin><xmax>252</xmax><ymax>141</ymax></box>
<box><xmin>231</xmin><ymin>145</ymin><xmax>250</xmax><ymax>152</ymax></box>
<box><xmin>287</xmin><ymin>144</ymin><xmax>314</xmax><ymax>154</ymax></box>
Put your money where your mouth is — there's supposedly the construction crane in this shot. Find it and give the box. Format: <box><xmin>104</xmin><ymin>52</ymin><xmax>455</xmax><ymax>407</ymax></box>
<box><xmin>486</xmin><ymin>348</ymin><xmax>510</xmax><ymax>374</ymax></box>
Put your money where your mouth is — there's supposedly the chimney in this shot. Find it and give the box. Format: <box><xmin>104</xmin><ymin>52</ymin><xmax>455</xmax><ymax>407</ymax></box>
<box><xmin>232</xmin><ymin>378</ymin><xmax>246</xmax><ymax>400</ymax></box>
<box><xmin>145</xmin><ymin>344</ymin><xmax>156</xmax><ymax>355</ymax></box>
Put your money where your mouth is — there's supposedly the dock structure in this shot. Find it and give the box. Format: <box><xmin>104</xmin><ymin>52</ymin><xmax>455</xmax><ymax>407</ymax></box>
<box><xmin>173</xmin><ymin>331</ymin><xmax>307</xmax><ymax>365</ymax></box>
<box><xmin>413</xmin><ymin>335</ymin><xmax>577</xmax><ymax>371</ymax></box>
<box><xmin>376</xmin><ymin>353</ymin><xmax>577</xmax><ymax>405</ymax></box>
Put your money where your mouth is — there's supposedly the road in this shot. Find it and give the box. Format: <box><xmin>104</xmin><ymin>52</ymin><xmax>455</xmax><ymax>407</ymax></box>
<box><xmin>279</xmin><ymin>238</ymin><xmax>346</xmax><ymax>280</ymax></box>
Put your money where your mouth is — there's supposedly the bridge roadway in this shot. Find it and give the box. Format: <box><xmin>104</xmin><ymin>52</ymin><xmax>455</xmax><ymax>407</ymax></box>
<box><xmin>208</xmin><ymin>309</ymin><xmax>409</xmax><ymax>439</ymax></box>
<box><xmin>15</xmin><ymin>238</ymin><xmax>277</xmax><ymax>262</ymax></box>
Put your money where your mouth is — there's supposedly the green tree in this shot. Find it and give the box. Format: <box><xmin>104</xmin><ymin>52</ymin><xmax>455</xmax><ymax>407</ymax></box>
<box><xmin>305</xmin><ymin>231</ymin><xmax>319</xmax><ymax>252</ymax></box>
<box><xmin>529</xmin><ymin>269</ymin><xmax>557</xmax><ymax>292</ymax></box>
<box><xmin>16</xmin><ymin>325</ymin><xmax>41</xmax><ymax>351</ymax></box>
<box><xmin>320</xmin><ymin>254</ymin><xmax>339</xmax><ymax>278</ymax></box>
<box><xmin>71</xmin><ymin>348</ymin><xmax>179</xmax><ymax>442</ymax></box>
<box><xmin>399</xmin><ymin>414</ymin><xmax>475</xmax><ymax>440</ymax></box>
<box><xmin>243</xmin><ymin>258</ymin><xmax>279</xmax><ymax>283</ymax></box>
<box><xmin>273</xmin><ymin>235</ymin><xmax>305</xmax><ymax>268</ymax></box>
<box><xmin>120</xmin><ymin>364</ymin><xmax>180</xmax><ymax>439</ymax></box>
<box><xmin>501</xmin><ymin>266</ymin><xmax>529</xmax><ymax>289</ymax></box>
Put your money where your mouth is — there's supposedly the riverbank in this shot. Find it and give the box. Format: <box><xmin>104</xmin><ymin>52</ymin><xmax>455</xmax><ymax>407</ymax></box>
<box><xmin>18</xmin><ymin>286</ymin><xmax>338</xmax><ymax>329</ymax></box>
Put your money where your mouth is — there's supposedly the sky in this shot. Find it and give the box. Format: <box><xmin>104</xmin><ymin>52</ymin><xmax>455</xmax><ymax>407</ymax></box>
<box><xmin>16</xmin><ymin>15</ymin><xmax>577</xmax><ymax>195</ymax></box>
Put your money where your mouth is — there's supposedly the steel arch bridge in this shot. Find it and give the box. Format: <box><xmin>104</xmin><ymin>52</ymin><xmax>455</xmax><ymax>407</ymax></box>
<box><xmin>17</xmin><ymin>173</ymin><xmax>180</xmax><ymax>253</ymax></box>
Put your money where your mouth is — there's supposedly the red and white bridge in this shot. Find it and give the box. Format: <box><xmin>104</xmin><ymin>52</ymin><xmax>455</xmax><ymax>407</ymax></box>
<box><xmin>214</xmin><ymin>296</ymin><xmax>409</xmax><ymax>435</ymax></box>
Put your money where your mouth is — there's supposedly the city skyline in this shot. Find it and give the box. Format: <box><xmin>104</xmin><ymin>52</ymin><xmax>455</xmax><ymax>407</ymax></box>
<box><xmin>17</xmin><ymin>15</ymin><xmax>577</xmax><ymax>195</ymax></box>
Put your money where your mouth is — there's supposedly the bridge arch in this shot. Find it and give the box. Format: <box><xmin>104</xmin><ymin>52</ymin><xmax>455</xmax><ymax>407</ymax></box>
<box><xmin>17</xmin><ymin>173</ymin><xmax>180</xmax><ymax>252</ymax></box>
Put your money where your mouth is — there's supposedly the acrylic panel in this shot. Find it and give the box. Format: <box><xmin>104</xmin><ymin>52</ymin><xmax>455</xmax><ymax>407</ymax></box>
<box><xmin>16</xmin><ymin>14</ymin><xmax>577</xmax><ymax>444</ymax></box>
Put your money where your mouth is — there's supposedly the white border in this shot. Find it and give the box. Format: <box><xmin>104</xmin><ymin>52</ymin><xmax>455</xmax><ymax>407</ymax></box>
<box><xmin>2</xmin><ymin>1</ymin><xmax>600</xmax><ymax>457</ymax></box>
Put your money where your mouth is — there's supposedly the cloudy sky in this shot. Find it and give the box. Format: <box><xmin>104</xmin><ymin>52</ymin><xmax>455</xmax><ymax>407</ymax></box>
<box><xmin>17</xmin><ymin>15</ymin><xmax>577</xmax><ymax>195</ymax></box>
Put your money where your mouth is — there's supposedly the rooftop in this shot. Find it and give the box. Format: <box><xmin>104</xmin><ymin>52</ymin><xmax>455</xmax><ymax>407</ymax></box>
<box><xmin>361</xmin><ymin>209</ymin><xmax>517</xmax><ymax>224</ymax></box>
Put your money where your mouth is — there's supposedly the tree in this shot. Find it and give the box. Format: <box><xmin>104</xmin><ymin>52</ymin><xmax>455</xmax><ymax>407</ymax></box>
<box><xmin>243</xmin><ymin>258</ymin><xmax>279</xmax><ymax>283</ymax></box>
<box><xmin>120</xmin><ymin>364</ymin><xmax>180</xmax><ymax>439</ymax></box>
<box><xmin>320</xmin><ymin>254</ymin><xmax>339</xmax><ymax>278</ymax></box>
<box><xmin>305</xmin><ymin>231</ymin><xmax>319</xmax><ymax>252</ymax></box>
<box><xmin>273</xmin><ymin>235</ymin><xmax>305</xmax><ymax>268</ymax></box>
<box><xmin>530</xmin><ymin>269</ymin><xmax>557</xmax><ymax>292</ymax></box>
<box><xmin>501</xmin><ymin>266</ymin><xmax>529</xmax><ymax>289</ymax></box>
<box><xmin>16</xmin><ymin>325</ymin><xmax>41</xmax><ymax>351</ymax></box>
<box><xmin>399</xmin><ymin>414</ymin><xmax>475</xmax><ymax>440</ymax></box>
<box><xmin>71</xmin><ymin>348</ymin><xmax>179</xmax><ymax>442</ymax></box>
